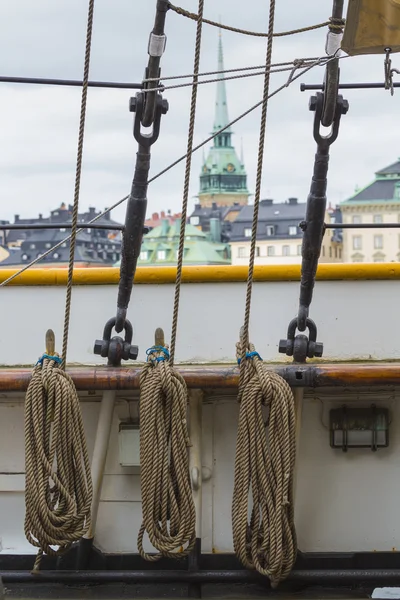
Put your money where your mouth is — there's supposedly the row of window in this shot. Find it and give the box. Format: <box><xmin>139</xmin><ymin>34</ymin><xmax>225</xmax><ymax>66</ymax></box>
<box><xmin>243</xmin><ymin>225</ymin><xmax>297</xmax><ymax>238</ymax></box>
<box><xmin>237</xmin><ymin>245</ymin><xmax>302</xmax><ymax>258</ymax></box>
<box><xmin>352</xmin><ymin>235</ymin><xmax>383</xmax><ymax>250</ymax></box>
<box><xmin>351</xmin><ymin>215</ymin><xmax>384</xmax><ymax>224</ymax></box>
<box><xmin>27</xmin><ymin>242</ymin><xmax>118</xmax><ymax>251</ymax></box>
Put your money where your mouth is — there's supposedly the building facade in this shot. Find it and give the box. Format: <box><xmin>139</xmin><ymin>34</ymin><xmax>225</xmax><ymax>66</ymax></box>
<box><xmin>340</xmin><ymin>159</ymin><xmax>400</xmax><ymax>263</ymax></box>
<box><xmin>0</xmin><ymin>203</ymin><xmax>122</xmax><ymax>268</ymax></box>
<box><xmin>230</xmin><ymin>198</ymin><xmax>342</xmax><ymax>265</ymax></box>
<box><xmin>196</xmin><ymin>34</ymin><xmax>249</xmax><ymax>209</ymax></box>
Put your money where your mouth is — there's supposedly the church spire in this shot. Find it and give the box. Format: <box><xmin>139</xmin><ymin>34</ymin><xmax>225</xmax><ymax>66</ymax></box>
<box><xmin>213</xmin><ymin>30</ymin><xmax>231</xmax><ymax>136</ymax></box>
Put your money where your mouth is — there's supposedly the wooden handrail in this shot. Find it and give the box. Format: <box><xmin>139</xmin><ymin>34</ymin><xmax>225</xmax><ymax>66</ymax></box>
<box><xmin>0</xmin><ymin>363</ymin><xmax>399</xmax><ymax>390</ymax></box>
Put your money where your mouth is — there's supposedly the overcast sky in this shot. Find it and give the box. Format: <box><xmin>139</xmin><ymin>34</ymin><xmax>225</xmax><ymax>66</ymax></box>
<box><xmin>0</xmin><ymin>0</ymin><xmax>399</xmax><ymax>225</ymax></box>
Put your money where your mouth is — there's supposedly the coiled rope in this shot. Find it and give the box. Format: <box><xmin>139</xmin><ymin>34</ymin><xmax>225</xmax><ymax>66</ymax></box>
<box><xmin>232</xmin><ymin>0</ymin><xmax>297</xmax><ymax>586</ymax></box>
<box><xmin>138</xmin><ymin>0</ymin><xmax>204</xmax><ymax>560</ymax></box>
<box><xmin>232</xmin><ymin>342</ymin><xmax>296</xmax><ymax>587</ymax></box>
<box><xmin>138</xmin><ymin>344</ymin><xmax>196</xmax><ymax>560</ymax></box>
<box><xmin>24</xmin><ymin>355</ymin><xmax>92</xmax><ymax>570</ymax></box>
<box><xmin>23</xmin><ymin>0</ymin><xmax>94</xmax><ymax>570</ymax></box>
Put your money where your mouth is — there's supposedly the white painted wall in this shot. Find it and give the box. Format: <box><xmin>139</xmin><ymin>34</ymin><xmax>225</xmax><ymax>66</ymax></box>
<box><xmin>1</xmin><ymin>279</ymin><xmax>400</xmax><ymax>364</ymax></box>
<box><xmin>1</xmin><ymin>388</ymin><xmax>399</xmax><ymax>555</ymax></box>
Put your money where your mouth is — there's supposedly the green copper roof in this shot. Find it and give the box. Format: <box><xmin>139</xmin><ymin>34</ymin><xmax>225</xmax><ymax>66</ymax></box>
<box><xmin>213</xmin><ymin>32</ymin><xmax>231</xmax><ymax>134</ymax></box>
<box><xmin>114</xmin><ymin>219</ymin><xmax>230</xmax><ymax>266</ymax></box>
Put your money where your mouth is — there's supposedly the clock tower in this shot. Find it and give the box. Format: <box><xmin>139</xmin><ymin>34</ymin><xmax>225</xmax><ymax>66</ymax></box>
<box><xmin>198</xmin><ymin>32</ymin><xmax>249</xmax><ymax>208</ymax></box>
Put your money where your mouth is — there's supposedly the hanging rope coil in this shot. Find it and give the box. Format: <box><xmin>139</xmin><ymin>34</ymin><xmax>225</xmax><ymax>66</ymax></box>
<box><xmin>24</xmin><ymin>355</ymin><xmax>92</xmax><ymax>570</ymax></box>
<box><xmin>138</xmin><ymin>343</ymin><xmax>196</xmax><ymax>560</ymax></box>
<box><xmin>232</xmin><ymin>341</ymin><xmax>297</xmax><ymax>587</ymax></box>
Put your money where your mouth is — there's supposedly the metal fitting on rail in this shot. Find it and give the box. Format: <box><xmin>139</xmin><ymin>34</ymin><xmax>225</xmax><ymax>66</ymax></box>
<box><xmin>279</xmin><ymin>318</ymin><xmax>323</xmax><ymax>363</ymax></box>
<box><xmin>94</xmin><ymin>318</ymin><xmax>138</xmax><ymax>367</ymax></box>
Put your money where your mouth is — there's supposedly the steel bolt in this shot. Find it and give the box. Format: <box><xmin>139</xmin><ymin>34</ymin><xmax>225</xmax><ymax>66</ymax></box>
<box><xmin>93</xmin><ymin>340</ymin><xmax>103</xmax><ymax>355</ymax></box>
<box><xmin>341</xmin><ymin>98</ymin><xmax>350</xmax><ymax>115</ymax></box>
<box><xmin>161</xmin><ymin>98</ymin><xmax>169</xmax><ymax>115</ymax></box>
<box><xmin>314</xmin><ymin>342</ymin><xmax>324</xmax><ymax>358</ymax></box>
<box><xmin>309</xmin><ymin>95</ymin><xmax>317</xmax><ymax>112</ymax></box>
<box><xmin>129</xmin><ymin>97</ymin><xmax>137</xmax><ymax>113</ymax></box>
<box><xmin>278</xmin><ymin>339</ymin><xmax>288</xmax><ymax>354</ymax></box>
<box><xmin>128</xmin><ymin>345</ymin><xmax>139</xmax><ymax>361</ymax></box>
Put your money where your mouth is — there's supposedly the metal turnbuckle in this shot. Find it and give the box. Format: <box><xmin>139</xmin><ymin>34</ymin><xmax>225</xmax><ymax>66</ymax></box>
<box><xmin>279</xmin><ymin>318</ymin><xmax>323</xmax><ymax>363</ymax></box>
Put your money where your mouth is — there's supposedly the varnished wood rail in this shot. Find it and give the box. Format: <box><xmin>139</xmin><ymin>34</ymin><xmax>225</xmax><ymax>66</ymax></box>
<box><xmin>0</xmin><ymin>363</ymin><xmax>399</xmax><ymax>390</ymax></box>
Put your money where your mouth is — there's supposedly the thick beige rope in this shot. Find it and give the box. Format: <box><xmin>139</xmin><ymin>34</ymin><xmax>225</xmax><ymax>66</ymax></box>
<box><xmin>138</xmin><ymin>345</ymin><xmax>196</xmax><ymax>560</ymax></box>
<box><xmin>232</xmin><ymin>341</ymin><xmax>297</xmax><ymax>587</ymax></box>
<box><xmin>232</xmin><ymin>0</ymin><xmax>298</xmax><ymax>586</ymax></box>
<box><xmin>24</xmin><ymin>357</ymin><xmax>92</xmax><ymax>570</ymax></box>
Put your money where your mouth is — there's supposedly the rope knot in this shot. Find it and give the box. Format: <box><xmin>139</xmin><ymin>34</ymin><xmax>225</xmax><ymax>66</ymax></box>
<box><xmin>237</xmin><ymin>350</ymin><xmax>262</xmax><ymax>365</ymax></box>
<box><xmin>36</xmin><ymin>354</ymin><xmax>62</xmax><ymax>367</ymax></box>
<box><xmin>146</xmin><ymin>345</ymin><xmax>170</xmax><ymax>363</ymax></box>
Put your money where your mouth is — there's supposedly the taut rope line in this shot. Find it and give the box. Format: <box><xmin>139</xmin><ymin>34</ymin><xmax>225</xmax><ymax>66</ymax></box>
<box><xmin>232</xmin><ymin>0</ymin><xmax>297</xmax><ymax>587</ymax></box>
<box><xmin>23</xmin><ymin>0</ymin><xmax>94</xmax><ymax>569</ymax></box>
<box><xmin>138</xmin><ymin>0</ymin><xmax>205</xmax><ymax>559</ymax></box>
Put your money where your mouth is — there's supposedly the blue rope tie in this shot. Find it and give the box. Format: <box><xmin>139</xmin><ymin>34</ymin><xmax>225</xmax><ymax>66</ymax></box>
<box><xmin>36</xmin><ymin>353</ymin><xmax>63</xmax><ymax>366</ymax></box>
<box><xmin>237</xmin><ymin>351</ymin><xmax>262</xmax><ymax>365</ymax></box>
<box><xmin>146</xmin><ymin>345</ymin><xmax>170</xmax><ymax>363</ymax></box>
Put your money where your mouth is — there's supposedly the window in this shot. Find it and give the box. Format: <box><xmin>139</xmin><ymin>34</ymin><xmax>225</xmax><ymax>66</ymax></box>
<box><xmin>255</xmin><ymin>246</ymin><xmax>260</xmax><ymax>257</ymax></box>
<box><xmin>267</xmin><ymin>246</ymin><xmax>275</xmax><ymax>256</ymax></box>
<box><xmin>297</xmin><ymin>245</ymin><xmax>302</xmax><ymax>256</ymax></box>
<box><xmin>190</xmin><ymin>216</ymin><xmax>200</xmax><ymax>226</ymax></box>
<box><xmin>289</xmin><ymin>226</ymin><xmax>297</xmax><ymax>236</ymax></box>
<box><xmin>353</xmin><ymin>235</ymin><xmax>362</xmax><ymax>250</ymax></box>
<box><xmin>352</xmin><ymin>215</ymin><xmax>361</xmax><ymax>224</ymax></box>
<box><xmin>60</xmin><ymin>228</ymin><xmax>66</xmax><ymax>232</ymax></box>
<box><xmin>87</xmin><ymin>228</ymin><xmax>91</xmax><ymax>234</ymax></box>
<box><xmin>53</xmin><ymin>252</ymin><xmax>59</xmax><ymax>259</ymax></box>
<box><xmin>62</xmin><ymin>243</ymin><xmax>67</xmax><ymax>248</ymax></box>
<box><xmin>244</xmin><ymin>228</ymin><xmax>252</xmax><ymax>238</ymax></box>
<box><xmin>266</xmin><ymin>225</ymin><xmax>274</xmax><ymax>236</ymax></box>
<box><xmin>140</xmin><ymin>251</ymin><xmax>148</xmax><ymax>261</ymax></box>
<box><xmin>373</xmin><ymin>215</ymin><xmax>383</xmax><ymax>224</ymax></box>
<box><xmin>45</xmin><ymin>243</ymin><xmax>51</xmax><ymax>248</ymax></box>
<box><xmin>339</xmin><ymin>248</ymin><xmax>342</xmax><ymax>259</ymax></box>
<box><xmin>157</xmin><ymin>250</ymin><xmax>166</xmax><ymax>260</ymax></box>
<box><xmin>329</xmin><ymin>247</ymin><xmax>332</xmax><ymax>258</ymax></box>
<box><xmin>282</xmin><ymin>245</ymin><xmax>290</xmax><ymax>256</ymax></box>
<box><xmin>22</xmin><ymin>254</ymin><xmax>28</xmax><ymax>261</ymax></box>
<box><xmin>322</xmin><ymin>245</ymin><xmax>325</xmax><ymax>257</ymax></box>
<box><xmin>374</xmin><ymin>235</ymin><xmax>383</xmax><ymax>249</ymax></box>
<box><xmin>30</xmin><ymin>244</ymin><xmax>36</xmax><ymax>249</ymax></box>
<box><xmin>238</xmin><ymin>247</ymin><xmax>246</xmax><ymax>258</ymax></box>
<box><xmin>374</xmin><ymin>256</ymin><xmax>384</xmax><ymax>263</ymax></box>
<box><xmin>335</xmin><ymin>247</ymin><xmax>338</xmax><ymax>258</ymax></box>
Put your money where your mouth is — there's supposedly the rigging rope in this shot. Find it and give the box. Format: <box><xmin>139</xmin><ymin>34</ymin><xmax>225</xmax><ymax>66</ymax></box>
<box><xmin>138</xmin><ymin>345</ymin><xmax>196</xmax><ymax>560</ymax></box>
<box><xmin>168</xmin><ymin>3</ymin><xmax>345</xmax><ymax>38</ymax></box>
<box><xmin>137</xmin><ymin>0</ymin><xmax>205</xmax><ymax>559</ymax></box>
<box><xmin>232</xmin><ymin>0</ymin><xmax>297</xmax><ymax>587</ymax></box>
<box><xmin>0</xmin><ymin>54</ymin><xmax>338</xmax><ymax>287</ymax></box>
<box><xmin>23</xmin><ymin>0</ymin><xmax>94</xmax><ymax>569</ymax></box>
<box><xmin>24</xmin><ymin>356</ymin><xmax>92</xmax><ymax>570</ymax></box>
<box><xmin>233</xmin><ymin>342</ymin><xmax>296</xmax><ymax>586</ymax></box>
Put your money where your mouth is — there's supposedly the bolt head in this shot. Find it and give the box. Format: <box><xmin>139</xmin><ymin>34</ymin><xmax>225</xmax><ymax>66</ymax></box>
<box><xmin>341</xmin><ymin>98</ymin><xmax>349</xmax><ymax>115</ymax></box>
<box><xmin>314</xmin><ymin>342</ymin><xmax>324</xmax><ymax>358</ymax></box>
<box><xmin>279</xmin><ymin>339</ymin><xmax>288</xmax><ymax>354</ymax></box>
<box><xmin>93</xmin><ymin>340</ymin><xmax>103</xmax><ymax>355</ymax></box>
<box><xmin>129</xmin><ymin>97</ymin><xmax>137</xmax><ymax>113</ymax></box>
<box><xmin>309</xmin><ymin>95</ymin><xmax>317</xmax><ymax>112</ymax></box>
<box><xmin>128</xmin><ymin>345</ymin><xmax>139</xmax><ymax>361</ymax></box>
<box><xmin>161</xmin><ymin>98</ymin><xmax>169</xmax><ymax>115</ymax></box>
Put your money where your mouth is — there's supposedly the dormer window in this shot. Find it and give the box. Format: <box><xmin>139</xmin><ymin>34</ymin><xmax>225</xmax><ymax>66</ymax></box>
<box><xmin>289</xmin><ymin>226</ymin><xmax>297</xmax><ymax>235</ymax></box>
<box><xmin>266</xmin><ymin>225</ymin><xmax>275</xmax><ymax>236</ymax></box>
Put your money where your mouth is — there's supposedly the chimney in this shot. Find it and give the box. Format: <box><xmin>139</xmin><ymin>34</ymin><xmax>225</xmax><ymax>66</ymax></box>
<box><xmin>212</xmin><ymin>202</ymin><xmax>218</xmax><ymax>210</ymax></box>
<box><xmin>104</xmin><ymin>207</ymin><xmax>110</xmax><ymax>221</ymax></box>
<box><xmin>161</xmin><ymin>211</ymin><xmax>166</xmax><ymax>218</ymax></box>
<box><xmin>38</xmin><ymin>213</ymin><xmax>43</xmax><ymax>220</ymax></box>
<box><xmin>288</xmin><ymin>197</ymin><xmax>298</xmax><ymax>205</ymax></box>
<box><xmin>89</xmin><ymin>207</ymin><xmax>96</xmax><ymax>216</ymax></box>
<box><xmin>152</xmin><ymin>212</ymin><xmax>158</xmax><ymax>220</ymax></box>
<box><xmin>260</xmin><ymin>199</ymin><xmax>273</xmax><ymax>206</ymax></box>
<box><xmin>161</xmin><ymin>219</ymin><xmax>169</xmax><ymax>236</ymax></box>
<box><xmin>15</xmin><ymin>215</ymin><xmax>19</xmax><ymax>223</ymax></box>
<box><xmin>195</xmin><ymin>203</ymin><xmax>201</xmax><ymax>211</ymax></box>
<box><xmin>209</xmin><ymin>217</ymin><xmax>221</xmax><ymax>243</ymax></box>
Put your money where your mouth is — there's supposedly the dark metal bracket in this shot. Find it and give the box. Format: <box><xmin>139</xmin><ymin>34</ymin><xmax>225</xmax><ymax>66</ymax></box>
<box><xmin>94</xmin><ymin>317</ymin><xmax>138</xmax><ymax>367</ymax></box>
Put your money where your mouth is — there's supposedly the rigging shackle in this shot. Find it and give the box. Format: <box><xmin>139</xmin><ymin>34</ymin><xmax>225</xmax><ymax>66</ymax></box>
<box><xmin>142</xmin><ymin>0</ymin><xmax>169</xmax><ymax>127</ymax></box>
<box><xmin>94</xmin><ymin>317</ymin><xmax>138</xmax><ymax>367</ymax></box>
<box><xmin>279</xmin><ymin>317</ymin><xmax>323</xmax><ymax>363</ymax></box>
<box><xmin>115</xmin><ymin>90</ymin><xmax>168</xmax><ymax>334</ymax></box>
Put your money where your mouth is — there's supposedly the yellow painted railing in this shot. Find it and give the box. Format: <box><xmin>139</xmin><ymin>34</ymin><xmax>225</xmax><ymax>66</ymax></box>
<box><xmin>1</xmin><ymin>263</ymin><xmax>400</xmax><ymax>285</ymax></box>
